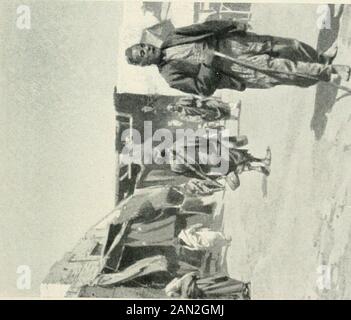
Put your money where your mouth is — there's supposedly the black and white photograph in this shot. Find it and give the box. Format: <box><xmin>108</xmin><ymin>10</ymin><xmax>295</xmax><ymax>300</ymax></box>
<box><xmin>1</xmin><ymin>0</ymin><xmax>351</xmax><ymax>301</ymax></box>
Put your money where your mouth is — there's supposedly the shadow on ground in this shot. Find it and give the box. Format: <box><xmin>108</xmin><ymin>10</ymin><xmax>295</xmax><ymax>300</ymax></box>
<box><xmin>311</xmin><ymin>4</ymin><xmax>344</xmax><ymax>140</ymax></box>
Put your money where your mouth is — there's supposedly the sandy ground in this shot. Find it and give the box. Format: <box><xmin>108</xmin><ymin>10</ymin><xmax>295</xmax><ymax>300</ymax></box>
<box><xmin>221</xmin><ymin>4</ymin><xmax>351</xmax><ymax>299</ymax></box>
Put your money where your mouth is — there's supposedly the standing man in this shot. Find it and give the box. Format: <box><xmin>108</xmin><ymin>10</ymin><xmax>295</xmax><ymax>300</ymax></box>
<box><xmin>125</xmin><ymin>20</ymin><xmax>349</xmax><ymax>96</ymax></box>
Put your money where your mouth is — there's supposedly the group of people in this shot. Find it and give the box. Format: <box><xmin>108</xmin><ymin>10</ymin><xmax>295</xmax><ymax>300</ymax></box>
<box><xmin>117</xmin><ymin>95</ymin><xmax>259</xmax><ymax>298</ymax></box>
<box><xmin>126</xmin><ymin>19</ymin><xmax>350</xmax><ymax>96</ymax></box>
<box><xmin>118</xmin><ymin>18</ymin><xmax>350</xmax><ymax>299</ymax></box>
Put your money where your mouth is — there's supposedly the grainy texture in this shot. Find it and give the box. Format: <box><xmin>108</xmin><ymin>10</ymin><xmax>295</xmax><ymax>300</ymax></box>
<box><xmin>1</xmin><ymin>1</ymin><xmax>351</xmax><ymax>299</ymax></box>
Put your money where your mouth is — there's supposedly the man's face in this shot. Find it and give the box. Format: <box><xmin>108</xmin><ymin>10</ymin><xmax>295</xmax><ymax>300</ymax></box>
<box><xmin>130</xmin><ymin>44</ymin><xmax>161</xmax><ymax>66</ymax></box>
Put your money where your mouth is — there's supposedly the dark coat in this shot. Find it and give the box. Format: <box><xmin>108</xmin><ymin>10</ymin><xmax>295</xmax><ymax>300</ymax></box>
<box><xmin>158</xmin><ymin>20</ymin><xmax>247</xmax><ymax>96</ymax></box>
